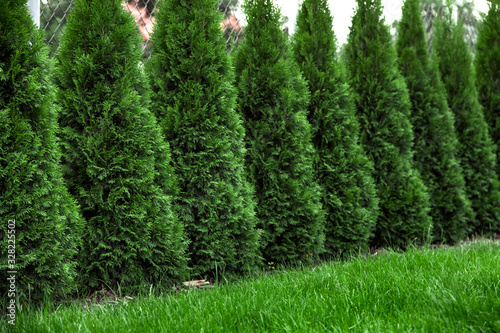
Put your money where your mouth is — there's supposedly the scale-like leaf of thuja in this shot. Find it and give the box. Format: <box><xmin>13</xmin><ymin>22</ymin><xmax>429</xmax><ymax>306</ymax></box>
<box><xmin>475</xmin><ymin>1</ymin><xmax>500</xmax><ymax>182</ymax></box>
<box><xmin>0</xmin><ymin>0</ymin><xmax>84</xmax><ymax>304</ymax></box>
<box><xmin>396</xmin><ymin>0</ymin><xmax>474</xmax><ymax>243</ymax></box>
<box><xmin>233</xmin><ymin>0</ymin><xmax>326</xmax><ymax>263</ymax></box>
<box><xmin>344</xmin><ymin>0</ymin><xmax>433</xmax><ymax>248</ymax></box>
<box><xmin>147</xmin><ymin>0</ymin><xmax>261</xmax><ymax>277</ymax></box>
<box><xmin>434</xmin><ymin>14</ymin><xmax>500</xmax><ymax>235</ymax></box>
<box><xmin>54</xmin><ymin>0</ymin><xmax>187</xmax><ymax>293</ymax></box>
<box><xmin>292</xmin><ymin>0</ymin><xmax>379</xmax><ymax>257</ymax></box>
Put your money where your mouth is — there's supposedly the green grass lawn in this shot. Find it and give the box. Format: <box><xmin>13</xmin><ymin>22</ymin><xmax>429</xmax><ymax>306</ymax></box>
<box><xmin>6</xmin><ymin>240</ymin><xmax>500</xmax><ymax>332</ymax></box>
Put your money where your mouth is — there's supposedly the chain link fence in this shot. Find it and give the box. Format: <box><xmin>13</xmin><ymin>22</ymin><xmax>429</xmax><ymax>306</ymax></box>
<box><xmin>40</xmin><ymin>0</ymin><xmax>244</xmax><ymax>56</ymax></box>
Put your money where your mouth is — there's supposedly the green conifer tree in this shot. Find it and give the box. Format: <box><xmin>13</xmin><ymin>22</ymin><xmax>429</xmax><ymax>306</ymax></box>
<box><xmin>0</xmin><ymin>0</ymin><xmax>84</xmax><ymax>304</ymax></box>
<box><xmin>292</xmin><ymin>0</ymin><xmax>379</xmax><ymax>256</ymax></box>
<box><xmin>54</xmin><ymin>0</ymin><xmax>187</xmax><ymax>293</ymax></box>
<box><xmin>344</xmin><ymin>0</ymin><xmax>433</xmax><ymax>248</ymax></box>
<box><xmin>147</xmin><ymin>0</ymin><xmax>261</xmax><ymax>277</ymax></box>
<box><xmin>475</xmin><ymin>0</ymin><xmax>500</xmax><ymax>177</ymax></box>
<box><xmin>433</xmin><ymin>13</ymin><xmax>500</xmax><ymax>234</ymax></box>
<box><xmin>396</xmin><ymin>0</ymin><xmax>474</xmax><ymax>243</ymax></box>
<box><xmin>233</xmin><ymin>0</ymin><xmax>325</xmax><ymax>263</ymax></box>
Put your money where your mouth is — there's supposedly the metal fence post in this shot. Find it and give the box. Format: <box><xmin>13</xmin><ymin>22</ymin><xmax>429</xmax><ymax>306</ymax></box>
<box><xmin>28</xmin><ymin>0</ymin><xmax>40</xmax><ymax>27</ymax></box>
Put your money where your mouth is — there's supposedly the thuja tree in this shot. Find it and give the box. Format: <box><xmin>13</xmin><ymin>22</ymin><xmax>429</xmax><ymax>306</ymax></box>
<box><xmin>147</xmin><ymin>0</ymin><xmax>260</xmax><ymax>277</ymax></box>
<box><xmin>433</xmin><ymin>14</ymin><xmax>500</xmax><ymax>234</ymax></box>
<box><xmin>344</xmin><ymin>0</ymin><xmax>433</xmax><ymax>248</ymax></box>
<box><xmin>292</xmin><ymin>0</ymin><xmax>379</xmax><ymax>256</ymax></box>
<box><xmin>396</xmin><ymin>0</ymin><xmax>474</xmax><ymax>243</ymax></box>
<box><xmin>54</xmin><ymin>0</ymin><xmax>187</xmax><ymax>293</ymax></box>
<box><xmin>475</xmin><ymin>0</ymin><xmax>500</xmax><ymax>177</ymax></box>
<box><xmin>0</xmin><ymin>0</ymin><xmax>84</xmax><ymax>304</ymax></box>
<box><xmin>233</xmin><ymin>0</ymin><xmax>325</xmax><ymax>263</ymax></box>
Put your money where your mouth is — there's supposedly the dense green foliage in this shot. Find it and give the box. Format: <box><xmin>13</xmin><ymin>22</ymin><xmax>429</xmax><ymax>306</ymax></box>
<box><xmin>54</xmin><ymin>0</ymin><xmax>187</xmax><ymax>293</ymax></box>
<box><xmin>0</xmin><ymin>0</ymin><xmax>84</xmax><ymax>304</ymax></box>
<box><xmin>433</xmin><ymin>14</ymin><xmax>500</xmax><ymax>234</ymax></box>
<box><xmin>344</xmin><ymin>0</ymin><xmax>433</xmax><ymax>248</ymax></box>
<box><xmin>396</xmin><ymin>0</ymin><xmax>474</xmax><ymax>243</ymax></box>
<box><xmin>292</xmin><ymin>0</ymin><xmax>379</xmax><ymax>256</ymax></box>
<box><xmin>147</xmin><ymin>0</ymin><xmax>261</xmax><ymax>277</ymax></box>
<box><xmin>475</xmin><ymin>0</ymin><xmax>500</xmax><ymax>177</ymax></box>
<box><xmin>233</xmin><ymin>0</ymin><xmax>325</xmax><ymax>263</ymax></box>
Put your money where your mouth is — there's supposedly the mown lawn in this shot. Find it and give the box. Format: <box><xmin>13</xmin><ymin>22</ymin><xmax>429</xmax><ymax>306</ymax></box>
<box><xmin>6</xmin><ymin>240</ymin><xmax>500</xmax><ymax>332</ymax></box>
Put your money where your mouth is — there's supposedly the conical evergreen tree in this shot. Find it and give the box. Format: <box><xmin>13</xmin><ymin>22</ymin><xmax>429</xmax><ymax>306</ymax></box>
<box><xmin>433</xmin><ymin>13</ymin><xmax>500</xmax><ymax>234</ymax></box>
<box><xmin>475</xmin><ymin>0</ymin><xmax>500</xmax><ymax>177</ymax></box>
<box><xmin>344</xmin><ymin>0</ymin><xmax>433</xmax><ymax>248</ymax></box>
<box><xmin>292</xmin><ymin>0</ymin><xmax>379</xmax><ymax>256</ymax></box>
<box><xmin>396</xmin><ymin>0</ymin><xmax>474</xmax><ymax>243</ymax></box>
<box><xmin>233</xmin><ymin>0</ymin><xmax>325</xmax><ymax>263</ymax></box>
<box><xmin>0</xmin><ymin>0</ymin><xmax>84</xmax><ymax>304</ymax></box>
<box><xmin>54</xmin><ymin>0</ymin><xmax>187</xmax><ymax>292</ymax></box>
<box><xmin>147</xmin><ymin>0</ymin><xmax>261</xmax><ymax>277</ymax></box>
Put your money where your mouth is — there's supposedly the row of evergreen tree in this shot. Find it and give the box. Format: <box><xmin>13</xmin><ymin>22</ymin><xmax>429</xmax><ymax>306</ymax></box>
<box><xmin>1</xmin><ymin>0</ymin><xmax>499</xmax><ymax>304</ymax></box>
